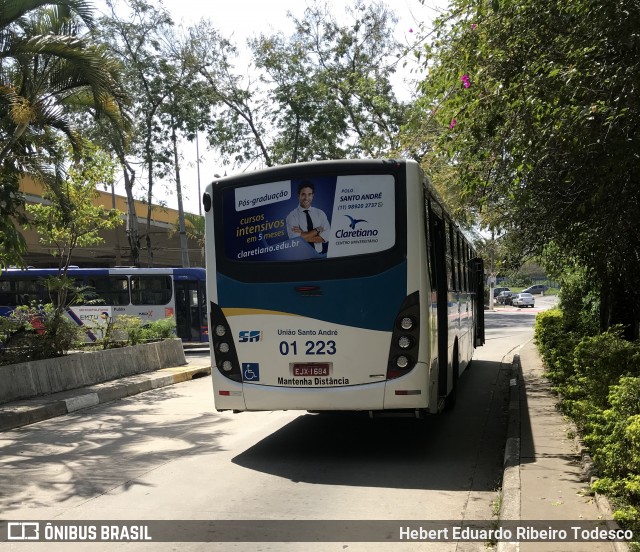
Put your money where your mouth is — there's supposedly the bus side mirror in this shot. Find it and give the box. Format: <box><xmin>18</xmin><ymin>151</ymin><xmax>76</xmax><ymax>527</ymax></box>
<box><xmin>203</xmin><ymin>193</ymin><xmax>212</xmax><ymax>213</ymax></box>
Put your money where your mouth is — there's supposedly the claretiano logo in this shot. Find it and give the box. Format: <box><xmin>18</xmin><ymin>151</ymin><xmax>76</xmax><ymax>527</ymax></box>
<box><xmin>335</xmin><ymin>214</ymin><xmax>379</xmax><ymax>239</ymax></box>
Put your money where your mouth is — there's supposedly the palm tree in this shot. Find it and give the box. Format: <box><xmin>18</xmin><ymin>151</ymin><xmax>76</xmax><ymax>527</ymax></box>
<box><xmin>1</xmin><ymin>0</ymin><xmax>127</xmax><ymax>163</ymax></box>
<box><xmin>0</xmin><ymin>0</ymin><xmax>128</xmax><ymax>267</ymax></box>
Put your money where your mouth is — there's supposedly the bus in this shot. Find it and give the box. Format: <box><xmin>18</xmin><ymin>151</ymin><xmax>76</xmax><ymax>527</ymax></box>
<box><xmin>0</xmin><ymin>267</ymin><xmax>208</xmax><ymax>342</ymax></box>
<box><xmin>203</xmin><ymin>159</ymin><xmax>484</xmax><ymax>415</ymax></box>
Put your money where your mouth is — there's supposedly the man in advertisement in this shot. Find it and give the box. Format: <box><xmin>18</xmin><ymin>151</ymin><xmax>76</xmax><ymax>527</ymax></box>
<box><xmin>286</xmin><ymin>181</ymin><xmax>331</xmax><ymax>254</ymax></box>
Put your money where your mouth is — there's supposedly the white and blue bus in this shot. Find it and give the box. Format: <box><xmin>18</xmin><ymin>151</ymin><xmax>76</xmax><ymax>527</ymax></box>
<box><xmin>0</xmin><ymin>267</ymin><xmax>208</xmax><ymax>342</ymax></box>
<box><xmin>203</xmin><ymin>159</ymin><xmax>484</xmax><ymax>415</ymax></box>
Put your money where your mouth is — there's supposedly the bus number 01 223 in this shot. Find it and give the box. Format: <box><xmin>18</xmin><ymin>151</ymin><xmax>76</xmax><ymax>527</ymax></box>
<box><xmin>279</xmin><ymin>340</ymin><xmax>336</xmax><ymax>355</ymax></box>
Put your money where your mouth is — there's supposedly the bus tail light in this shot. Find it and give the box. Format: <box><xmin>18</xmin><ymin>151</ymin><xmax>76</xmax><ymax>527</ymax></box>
<box><xmin>387</xmin><ymin>291</ymin><xmax>420</xmax><ymax>380</ymax></box>
<box><xmin>209</xmin><ymin>302</ymin><xmax>242</xmax><ymax>382</ymax></box>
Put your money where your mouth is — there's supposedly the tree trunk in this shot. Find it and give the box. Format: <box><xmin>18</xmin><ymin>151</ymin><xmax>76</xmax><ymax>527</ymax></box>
<box><xmin>599</xmin><ymin>285</ymin><xmax>611</xmax><ymax>334</ymax></box>
<box><xmin>603</xmin><ymin>282</ymin><xmax>640</xmax><ymax>341</ymax></box>
<box><xmin>171</xmin><ymin>113</ymin><xmax>190</xmax><ymax>268</ymax></box>
<box><xmin>121</xmin><ymin>159</ymin><xmax>140</xmax><ymax>267</ymax></box>
<box><xmin>145</xmin><ymin>151</ymin><xmax>154</xmax><ymax>268</ymax></box>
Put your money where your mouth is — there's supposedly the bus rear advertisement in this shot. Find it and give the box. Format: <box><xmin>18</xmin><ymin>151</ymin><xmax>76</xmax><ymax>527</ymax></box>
<box><xmin>204</xmin><ymin>159</ymin><xmax>484</xmax><ymax>416</ymax></box>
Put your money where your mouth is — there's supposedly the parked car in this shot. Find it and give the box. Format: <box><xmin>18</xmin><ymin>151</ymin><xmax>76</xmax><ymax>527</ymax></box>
<box><xmin>493</xmin><ymin>286</ymin><xmax>511</xmax><ymax>298</ymax></box>
<box><xmin>497</xmin><ymin>291</ymin><xmax>514</xmax><ymax>305</ymax></box>
<box><xmin>522</xmin><ymin>284</ymin><xmax>548</xmax><ymax>295</ymax></box>
<box><xmin>513</xmin><ymin>293</ymin><xmax>535</xmax><ymax>308</ymax></box>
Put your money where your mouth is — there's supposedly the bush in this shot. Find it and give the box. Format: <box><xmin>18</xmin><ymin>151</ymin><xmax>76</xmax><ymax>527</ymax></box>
<box><xmin>536</xmin><ymin>310</ymin><xmax>640</xmax><ymax>542</ymax></box>
<box><xmin>505</xmin><ymin>273</ymin><xmax>532</xmax><ymax>287</ymax></box>
<box><xmin>534</xmin><ymin>309</ymin><xmax>580</xmax><ymax>385</ymax></box>
<box><xmin>557</xmin><ymin>267</ymin><xmax>600</xmax><ymax>336</ymax></box>
<box><xmin>95</xmin><ymin>315</ymin><xmax>177</xmax><ymax>348</ymax></box>
<box><xmin>546</xmin><ymin>327</ymin><xmax>640</xmax><ymax>432</ymax></box>
<box><xmin>569</xmin><ymin>329</ymin><xmax>640</xmax><ymax>408</ymax></box>
<box><xmin>146</xmin><ymin>318</ymin><xmax>177</xmax><ymax>340</ymax></box>
<box><xmin>589</xmin><ymin>377</ymin><xmax>640</xmax><ymax>535</ymax></box>
<box><xmin>0</xmin><ymin>303</ymin><xmax>85</xmax><ymax>364</ymax></box>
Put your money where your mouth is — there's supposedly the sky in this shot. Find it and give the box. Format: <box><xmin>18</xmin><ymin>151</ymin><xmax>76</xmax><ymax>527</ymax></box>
<box><xmin>107</xmin><ymin>0</ymin><xmax>448</xmax><ymax>216</ymax></box>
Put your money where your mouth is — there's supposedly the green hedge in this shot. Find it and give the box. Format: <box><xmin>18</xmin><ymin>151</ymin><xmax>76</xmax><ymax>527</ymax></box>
<box><xmin>534</xmin><ymin>309</ymin><xmax>580</xmax><ymax>385</ymax></box>
<box><xmin>535</xmin><ymin>311</ymin><xmax>640</xmax><ymax>541</ymax></box>
<box><xmin>0</xmin><ymin>306</ymin><xmax>177</xmax><ymax>364</ymax></box>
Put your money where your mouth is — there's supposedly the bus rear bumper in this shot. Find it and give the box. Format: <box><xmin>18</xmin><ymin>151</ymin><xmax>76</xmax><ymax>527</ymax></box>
<box><xmin>238</xmin><ymin>381</ymin><xmax>387</xmax><ymax>411</ymax></box>
<box><xmin>213</xmin><ymin>365</ymin><xmax>432</xmax><ymax>412</ymax></box>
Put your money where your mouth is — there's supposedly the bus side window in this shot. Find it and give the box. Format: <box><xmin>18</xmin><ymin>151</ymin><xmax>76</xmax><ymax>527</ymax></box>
<box><xmin>453</xmin><ymin>225</ymin><xmax>459</xmax><ymax>291</ymax></box>
<box><xmin>446</xmin><ymin>220</ymin><xmax>456</xmax><ymax>291</ymax></box>
<box><xmin>82</xmin><ymin>276</ymin><xmax>130</xmax><ymax>306</ymax></box>
<box><xmin>15</xmin><ymin>279</ymin><xmax>40</xmax><ymax>305</ymax></box>
<box><xmin>0</xmin><ymin>281</ymin><xmax>16</xmax><ymax>306</ymax></box>
<box><xmin>462</xmin><ymin>243</ymin><xmax>469</xmax><ymax>292</ymax></box>
<box><xmin>456</xmin><ymin>232</ymin><xmax>464</xmax><ymax>292</ymax></box>
<box><xmin>424</xmin><ymin>196</ymin><xmax>435</xmax><ymax>288</ymax></box>
<box><xmin>131</xmin><ymin>275</ymin><xmax>172</xmax><ymax>305</ymax></box>
<box><xmin>108</xmin><ymin>276</ymin><xmax>130</xmax><ymax>305</ymax></box>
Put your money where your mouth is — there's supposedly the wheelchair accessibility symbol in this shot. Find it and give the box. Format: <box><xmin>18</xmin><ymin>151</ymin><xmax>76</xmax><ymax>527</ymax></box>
<box><xmin>242</xmin><ymin>363</ymin><xmax>260</xmax><ymax>382</ymax></box>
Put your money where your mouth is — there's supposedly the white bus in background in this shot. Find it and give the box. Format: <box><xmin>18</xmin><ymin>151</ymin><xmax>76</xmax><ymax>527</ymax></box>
<box><xmin>0</xmin><ymin>267</ymin><xmax>208</xmax><ymax>342</ymax></box>
<box><xmin>203</xmin><ymin>159</ymin><xmax>484</xmax><ymax>416</ymax></box>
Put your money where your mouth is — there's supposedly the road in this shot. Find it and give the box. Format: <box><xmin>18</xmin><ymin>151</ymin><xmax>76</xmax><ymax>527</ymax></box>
<box><xmin>0</xmin><ymin>297</ymin><xmax>555</xmax><ymax>551</ymax></box>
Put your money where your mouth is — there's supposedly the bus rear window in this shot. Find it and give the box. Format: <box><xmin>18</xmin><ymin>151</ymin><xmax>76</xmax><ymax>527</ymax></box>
<box><xmin>222</xmin><ymin>174</ymin><xmax>396</xmax><ymax>262</ymax></box>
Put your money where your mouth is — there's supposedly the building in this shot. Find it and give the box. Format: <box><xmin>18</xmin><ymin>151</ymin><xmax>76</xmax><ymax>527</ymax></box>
<box><xmin>18</xmin><ymin>176</ymin><xmax>204</xmax><ymax>268</ymax></box>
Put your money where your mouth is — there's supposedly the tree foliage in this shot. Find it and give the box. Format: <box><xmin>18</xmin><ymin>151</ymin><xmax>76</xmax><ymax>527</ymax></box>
<box><xmin>98</xmin><ymin>0</ymin><xmax>214</xmax><ymax>267</ymax></box>
<box><xmin>252</xmin><ymin>0</ymin><xmax>404</xmax><ymax>163</ymax></box>
<box><xmin>98</xmin><ymin>0</ymin><xmax>177</xmax><ymax>266</ymax></box>
<box><xmin>187</xmin><ymin>0</ymin><xmax>404</xmax><ymax>169</ymax></box>
<box><xmin>26</xmin><ymin>141</ymin><xmax>123</xmax><ymax>277</ymax></box>
<box><xmin>0</xmin><ymin>0</ymin><xmax>127</xmax><ymax>269</ymax></box>
<box><xmin>410</xmin><ymin>0</ymin><xmax>640</xmax><ymax>337</ymax></box>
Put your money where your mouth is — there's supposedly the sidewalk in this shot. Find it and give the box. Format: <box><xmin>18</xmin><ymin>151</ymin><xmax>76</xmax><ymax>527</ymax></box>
<box><xmin>499</xmin><ymin>340</ymin><xmax>628</xmax><ymax>552</ymax></box>
<box><xmin>0</xmin><ymin>351</ymin><xmax>212</xmax><ymax>432</ymax></box>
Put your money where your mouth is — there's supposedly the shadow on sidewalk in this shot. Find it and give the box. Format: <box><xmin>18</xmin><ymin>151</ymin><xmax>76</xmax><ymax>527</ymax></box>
<box><xmin>519</xmin><ymin>361</ymin><xmax>581</xmax><ymax>467</ymax></box>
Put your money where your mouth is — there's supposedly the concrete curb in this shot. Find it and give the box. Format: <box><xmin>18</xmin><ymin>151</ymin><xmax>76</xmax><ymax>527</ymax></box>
<box><xmin>0</xmin><ymin>364</ymin><xmax>211</xmax><ymax>432</ymax></box>
<box><xmin>497</xmin><ymin>353</ymin><xmax>522</xmax><ymax>552</ymax></box>
<box><xmin>592</xmin><ymin>490</ymin><xmax>630</xmax><ymax>552</ymax></box>
<box><xmin>0</xmin><ymin>339</ymin><xmax>187</xmax><ymax>404</ymax></box>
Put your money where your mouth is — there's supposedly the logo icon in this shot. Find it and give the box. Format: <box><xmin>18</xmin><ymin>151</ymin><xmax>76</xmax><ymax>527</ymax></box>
<box><xmin>239</xmin><ymin>330</ymin><xmax>262</xmax><ymax>343</ymax></box>
<box><xmin>8</xmin><ymin>522</ymin><xmax>40</xmax><ymax>540</ymax></box>
<box><xmin>242</xmin><ymin>363</ymin><xmax>260</xmax><ymax>381</ymax></box>
<box><xmin>344</xmin><ymin>215</ymin><xmax>368</xmax><ymax>229</ymax></box>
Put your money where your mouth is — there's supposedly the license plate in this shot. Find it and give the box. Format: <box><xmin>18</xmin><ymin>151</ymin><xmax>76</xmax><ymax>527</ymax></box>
<box><xmin>291</xmin><ymin>363</ymin><xmax>332</xmax><ymax>377</ymax></box>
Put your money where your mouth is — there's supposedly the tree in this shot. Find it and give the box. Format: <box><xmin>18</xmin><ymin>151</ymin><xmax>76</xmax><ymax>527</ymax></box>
<box><xmin>410</xmin><ymin>0</ymin><xmax>640</xmax><ymax>338</ymax></box>
<box><xmin>250</xmin><ymin>29</ymin><xmax>347</xmax><ymax>163</ymax></box>
<box><xmin>99</xmin><ymin>0</ymin><xmax>176</xmax><ymax>267</ymax></box>
<box><xmin>0</xmin><ymin>0</ymin><xmax>127</xmax><ymax>269</ymax></box>
<box><xmin>0</xmin><ymin>171</ymin><xmax>27</xmax><ymax>268</ymax></box>
<box><xmin>187</xmin><ymin>0</ymin><xmax>405</xmax><ymax>169</ymax></box>
<box><xmin>154</xmin><ymin>26</ymin><xmax>213</xmax><ymax>269</ymax></box>
<box><xmin>86</xmin><ymin>113</ymin><xmax>140</xmax><ymax>264</ymax></box>
<box><xmin>26</xmin><ymin>141</ymin><xmax>123</xmax><ymax>278</ymax></box>
<box><xmin>23</xmin><ymin>140</ymin><xmax>123</xmax><ymax>354</ymax></box>
<box><xmin>187</xmin><ymin>20</ymin><xmax>273</xmax><ymax>168</ymax></box>
<box><xmin>278</xmin><ymin>0</ymin><xmax>405</xmax><ymax>159</ymax></box>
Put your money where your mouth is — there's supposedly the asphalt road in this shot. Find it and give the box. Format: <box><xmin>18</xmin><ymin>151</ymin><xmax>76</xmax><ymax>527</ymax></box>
<box><xmin>1</xmin><ymin>298</ymin><xmax>555</xmax><ymax>551</ymax></box>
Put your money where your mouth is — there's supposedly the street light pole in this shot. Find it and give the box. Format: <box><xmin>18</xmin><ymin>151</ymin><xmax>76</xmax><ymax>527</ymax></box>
<box><xmin>196</xmin><ymin>130</ymin><xmax>202</xmax><ymax>217</ymax></box>
<box><xmin>488</xmin><ymin>230</ymin><xmax>495</xmax><ymax>310</ymax></box>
